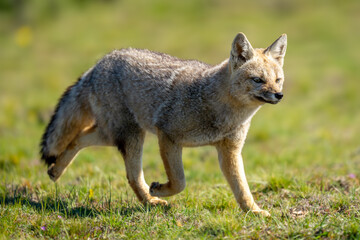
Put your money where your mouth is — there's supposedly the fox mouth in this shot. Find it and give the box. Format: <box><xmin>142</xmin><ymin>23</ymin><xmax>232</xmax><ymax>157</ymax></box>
<box><xmin>254</xmin><ymin>96</ymin><xmax>279</xmax><ymax>104</ymax></box>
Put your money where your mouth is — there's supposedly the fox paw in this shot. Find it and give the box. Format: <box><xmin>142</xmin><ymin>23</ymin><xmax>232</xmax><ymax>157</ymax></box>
<box><xmin>146</xmin><ymin>197</ymin><xmax>168</xmax><ymax>206</ymax></box>
<box><xmin>47</xmin><ymin>164</ymin><xmax>61</xmax><ymax>182</ymax></box>
<box><xmin>251</xmin><ymin>209</ymin><xmax>270</xmax><ymax>217</ymax></box>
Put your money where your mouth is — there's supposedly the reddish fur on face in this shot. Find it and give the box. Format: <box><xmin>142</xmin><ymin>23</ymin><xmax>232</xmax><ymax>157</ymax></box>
<box><xmin>229</xmin><ymin>47</ymin><xmax>284</xmax><ymax>106</ymax></box>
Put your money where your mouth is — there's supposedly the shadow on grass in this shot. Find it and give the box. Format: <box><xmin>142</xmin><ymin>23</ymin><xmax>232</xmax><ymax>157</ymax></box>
<box><xmin>0</xmin><ymin>185</ymin><xmax>170</xmax><ymax>218</ymax></box>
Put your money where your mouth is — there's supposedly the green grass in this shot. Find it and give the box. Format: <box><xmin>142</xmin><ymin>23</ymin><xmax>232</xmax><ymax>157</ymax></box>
<box><xmin>1</xmin><ymin>0</ymin><xmax>360</xmax><ymax>239</ymax></box>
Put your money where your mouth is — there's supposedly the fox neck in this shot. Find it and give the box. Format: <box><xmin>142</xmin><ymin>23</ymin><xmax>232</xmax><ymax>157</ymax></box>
<box><xmin>200</xmin><ymin>59</ymin><xmax>261</xmax><ymax>128</ymax></box>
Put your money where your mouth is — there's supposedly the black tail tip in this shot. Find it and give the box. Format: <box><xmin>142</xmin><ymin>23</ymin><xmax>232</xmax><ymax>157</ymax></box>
<box><xmin>41</xmin><ymin>154</ymin><xmax>57</xmax><ymax>167</ymax></box>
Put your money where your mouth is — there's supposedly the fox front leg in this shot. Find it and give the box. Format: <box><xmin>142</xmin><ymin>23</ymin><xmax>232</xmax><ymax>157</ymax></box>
<box><xmin>216</xmin><ymin>137</ymin><xmax>270</xmax><ymax>217</ymax></box>
<box><xmin>150</xmin><ymin>130</ymin><xmax>186</xmax><ymax>197</ymax></box>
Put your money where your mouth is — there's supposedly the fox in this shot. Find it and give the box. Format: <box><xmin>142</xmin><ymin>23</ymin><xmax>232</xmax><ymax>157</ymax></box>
<box><xmin>40</xmin><ymin>32</ymin><xmax>287</xmax><ymax>216</ymax></box>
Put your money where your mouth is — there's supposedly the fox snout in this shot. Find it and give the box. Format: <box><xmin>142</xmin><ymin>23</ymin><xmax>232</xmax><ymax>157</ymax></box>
<box><xmin>255</xmin><ymin>91</ymin><xmax>283</xmax><ymax>104</ymax></box>
<box><xmin>275</xmin><ymin>92</ymin><xmax>283</xmax><ymax>100</ymax></box>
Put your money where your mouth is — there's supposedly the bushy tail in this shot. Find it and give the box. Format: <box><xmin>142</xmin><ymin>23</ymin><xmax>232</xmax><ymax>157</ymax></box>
<box><xmin>40</xmin><ymin>78</ymin><xmax>93</xmax><ymax>166</ymax></box>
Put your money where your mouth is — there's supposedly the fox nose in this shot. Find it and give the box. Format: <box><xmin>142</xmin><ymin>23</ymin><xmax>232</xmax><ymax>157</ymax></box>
<box><xmin>275</xmin><ymin>92</ymin><xmax>283</xmax><ymax>100</ymax></box>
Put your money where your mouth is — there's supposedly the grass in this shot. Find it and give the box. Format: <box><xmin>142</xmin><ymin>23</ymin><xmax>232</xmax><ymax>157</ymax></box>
<box><xmin>1</xmin><ymin>173</ymin><xmax>359</xmax><ymax>239</ymax></box>
<box><xmin>0</xmin><ymin>0</ymin><xmax>360</xmax><ymax>239</ymax></box>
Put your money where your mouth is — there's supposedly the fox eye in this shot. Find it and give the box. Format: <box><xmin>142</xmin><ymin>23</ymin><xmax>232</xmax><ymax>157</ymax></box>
<box><xmin>276</xmin><ymin>78</ymin><xmax>282</xmax><ymax>84</ymax></box>
<box><xmin>251</xmin><ymin>77</ymin><xmax>265</xmax><ymax>84</ymax></box>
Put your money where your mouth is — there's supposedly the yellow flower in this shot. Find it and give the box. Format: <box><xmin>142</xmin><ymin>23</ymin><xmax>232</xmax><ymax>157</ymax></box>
<box><xmin>176</xmin><ymin>220</ymin><xmax>183</xmax><ymax>227</ymax></box>
<box><xmin>15</xmin><ymin>26</ymin><xmax>32</xmax><ymax>47</ymax></box>
<box><xmin>89</xmin><ymin>189</ymin><xmax>94</xmax><ymax>199</ymax></box>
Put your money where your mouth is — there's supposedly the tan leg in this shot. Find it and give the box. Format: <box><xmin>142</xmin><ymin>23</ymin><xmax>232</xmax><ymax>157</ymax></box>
<box><xmin>121</xmin><ymin>130</ymin><xmax>168</xmax><ymax>206</ymax></box>
<box><xmin>48</xmin><ymin>126</ymin><xmax>111</xmax><ymax>181</ymax></box>
<box><xmin>216</xmin><ymin>138</ymin><xmax>270</xmax><ymax>216</ymax></box>
<box><xmin>150</xmin><ymin>130</ymin><xmax>185</xmax><ymax>197</ymax></box>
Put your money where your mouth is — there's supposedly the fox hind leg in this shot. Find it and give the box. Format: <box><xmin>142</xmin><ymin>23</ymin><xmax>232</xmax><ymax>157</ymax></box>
<box><xmin>117</xmin><ymin>126</ymin><xmax>168</xmax><ymax>206</ymax></box>
<box><xmin>48</xmin><ymin>125</ymin><xmax>112</xmax><ymax>181</ymax></box>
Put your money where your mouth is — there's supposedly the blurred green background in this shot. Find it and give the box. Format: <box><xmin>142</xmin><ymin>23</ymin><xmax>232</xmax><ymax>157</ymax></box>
<box><xmin>0</xmin><ymin>0</ymin><xmax>359</xmax><ymax>184</ymax></box>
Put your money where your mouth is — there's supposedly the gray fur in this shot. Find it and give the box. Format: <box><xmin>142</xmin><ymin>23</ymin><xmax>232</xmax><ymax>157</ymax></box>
<box><xmin>81</xmin><ymin>48</ymin><xmax>258</xmax><ymax>147</ymax></box>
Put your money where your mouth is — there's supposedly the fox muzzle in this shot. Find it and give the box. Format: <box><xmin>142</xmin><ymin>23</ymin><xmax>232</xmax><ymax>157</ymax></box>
<box><xmin>255</xmin><ymin>91</ymin><xmax>283</xmax><ymax>104</ymax></box>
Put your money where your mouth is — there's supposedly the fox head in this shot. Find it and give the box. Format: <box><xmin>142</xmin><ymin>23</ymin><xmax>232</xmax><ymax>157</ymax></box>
<box><xmin>228</xmin><ymin>33</ymin><xmax>287</xmax><ymax>105</ymax></box>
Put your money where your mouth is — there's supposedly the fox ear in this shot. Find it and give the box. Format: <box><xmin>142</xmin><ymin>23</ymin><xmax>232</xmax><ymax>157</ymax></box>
<box><xmin>265</xmin><ymin>34</ymin><xmax>287</xmax><ymax>67</ymax></box>
<box><xmin>230</xmin><ymin>33</ymin><xmax>255</xmax><ymax>69</ymax></box>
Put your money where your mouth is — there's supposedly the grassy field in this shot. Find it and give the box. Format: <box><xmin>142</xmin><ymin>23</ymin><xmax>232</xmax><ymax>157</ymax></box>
<box><xmin>1</xmin><ymin>0</ymin><xmax>360</xmax><ymax>239</ymax></box>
